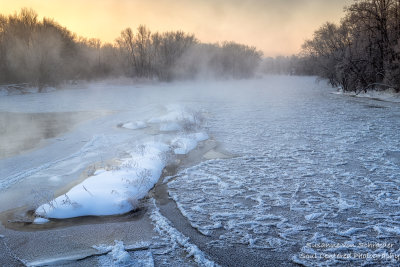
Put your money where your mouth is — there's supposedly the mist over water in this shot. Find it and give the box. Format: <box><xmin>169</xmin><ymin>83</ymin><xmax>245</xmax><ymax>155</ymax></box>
<box><xmin>0</xmin><ymin>77</ymin><xmax>311</xmax><ymax>207</ymax></box>
<box><xmin>1</xmin><ymin>1</ymin><xmax>400</xmax><ymax>266</ymax></box>
<box><xmin>0</xmin><ymin>8</ymin><xmax>263</xmax><ymax>92</ymax></box>
<box><xmin>0</xmin><ymin>111</ymin><xmax>99</xmax><ymax>159</ymax></box>
<box><xmin>1</xmin><ymin>76</ymin><xmax>400</xmax><ymax>266</ymax></box>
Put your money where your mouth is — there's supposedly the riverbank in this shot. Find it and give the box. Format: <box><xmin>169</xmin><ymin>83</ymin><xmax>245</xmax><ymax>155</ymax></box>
<box><xmin>0</xmin><ymin>137</ymin><xmax>234</xmax><ymax>266</ymax></box>
<box><xmin>1</xmin><ymin>76</ymin><xmax>400</xmax><ymax>266</ymax></box>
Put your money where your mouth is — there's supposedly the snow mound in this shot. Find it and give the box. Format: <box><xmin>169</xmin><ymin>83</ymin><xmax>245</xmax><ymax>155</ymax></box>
<box><xmin>121</xmin><ymin>121</ymin><xmax>147</xmax><ymax>130</ymax></box>
<box><xmin>172</xmin><ymin>133</ymin><xmax>209</xmax><ymax>155</ymax></box>
<box><xmin>94</xmin><ymin>240</ymin><xmax>154</xmax><ymax>267</ymax></box>
<box><xmin>107</xmin><ymin>241</ymin><xmax>131</xmax><ymax>265</ymax></box>
<box><xmin>35</xmin><ymin>142</ymin><xmax>169</xmax><ymax>218</ymax></box>
<box><xmin>34</xmin><ymin>105</ymin><xmax>208</xmax><ymax>220</ymax></box>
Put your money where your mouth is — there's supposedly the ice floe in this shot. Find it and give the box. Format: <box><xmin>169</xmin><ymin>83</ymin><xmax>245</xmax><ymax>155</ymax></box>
<box><xmin>121</xmin><ymin>121</ymin><xmax>147</xmax><ymax>130</ymax></box>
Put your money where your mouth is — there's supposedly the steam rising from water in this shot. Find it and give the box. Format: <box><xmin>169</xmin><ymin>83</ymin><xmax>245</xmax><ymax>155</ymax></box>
<box><xmin>0</xmin><ymin>111</ymin><xmax>98</xmax><ymax>159</ymax></box>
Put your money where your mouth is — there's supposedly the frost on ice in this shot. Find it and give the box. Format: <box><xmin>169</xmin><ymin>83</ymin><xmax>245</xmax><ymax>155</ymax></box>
<box><xmin>121</xmin><ymin>121</ymin><xmax>147</xmax><ymax>130</ymax></box>
<box><xmin>164</xmin><ymin>79</ymin><xmax>400</xmax><ymax>266</ymax></box>
<box><xmin>94</xmin><ymin>240</ymin><xmax>154</xmax><ymax>267</ymax></box>
<box><xmin>172</xmin><ymin>132</ymin><xmax>209</xmax><ymax>155</ymax></box>
<box><xmin>149</xmin><ymin>200</ymin><xmax>218</xmax><ymax>267</ymax></box>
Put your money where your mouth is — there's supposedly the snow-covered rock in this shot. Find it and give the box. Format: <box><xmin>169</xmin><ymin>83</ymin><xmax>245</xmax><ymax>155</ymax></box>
<box><xmin>172</xmin><ymin>133</ymin><xmax>209</xmax><ymax>155</ymax></box>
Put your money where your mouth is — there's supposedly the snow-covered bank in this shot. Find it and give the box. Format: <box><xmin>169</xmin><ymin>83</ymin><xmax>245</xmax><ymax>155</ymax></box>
<box><xmin>34</xmin><ymin>106</ymin><xmax>208</xmax><ymax>220</ymax></box>
<box><xmin>333</xmin><ymin>88</ymin><xmax>400</xmax><ymax>103</ymax></box>
<box><xmin>0</xmin><ymin>85</ymin><xmax>57</xmax><ymax>96</ymax></box>
<box><xmin>172</xmin><ymin>132</ymin><xmax>209</xmax><ymax>155</ymax></box>
<box><xmin>35</xmin><ymin>142</ymin><xmax>170</xmax><ymax>218</ymax></box>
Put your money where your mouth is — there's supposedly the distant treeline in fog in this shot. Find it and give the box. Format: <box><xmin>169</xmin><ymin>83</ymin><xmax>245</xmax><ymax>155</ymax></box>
<box><xmin>0</xmin><ymin>8</ymin><xmax>262</xmax><ymax>90</ymax></box>
<box><xmin>260</xmin><ymin>56</ymin><xmax>315</xmax><ymax>76</ymax></box>
<box><xmin>300</xmin><ymin>0</ymin><xmax>400</xmax><ymax>93</ymax></box>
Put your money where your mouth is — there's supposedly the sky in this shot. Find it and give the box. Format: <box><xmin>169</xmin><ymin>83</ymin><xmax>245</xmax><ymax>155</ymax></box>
<box><xmin>0</xmin><ymin>0</ymin><xmax>353</xmax><ymax>56</ymax></box>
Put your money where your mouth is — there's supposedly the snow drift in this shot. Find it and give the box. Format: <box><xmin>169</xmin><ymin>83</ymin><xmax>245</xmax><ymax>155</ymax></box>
<box><xmin>34</xmin><ymin>105</ymin><xmax>208</xmax><ymax>220</ymax></box>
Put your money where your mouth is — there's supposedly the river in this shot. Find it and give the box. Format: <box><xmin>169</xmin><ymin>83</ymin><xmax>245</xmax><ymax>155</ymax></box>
<box><xmin>1</xmin><ymin>76</ymin><xmax>400</xmax><ymax>266</ymax></box>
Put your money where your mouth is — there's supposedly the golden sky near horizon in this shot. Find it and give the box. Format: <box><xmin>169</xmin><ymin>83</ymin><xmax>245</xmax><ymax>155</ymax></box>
<box><xmin>1</xmin><ymin>0</ymin><xmax>353</xmax><ymax>56</ymax></box>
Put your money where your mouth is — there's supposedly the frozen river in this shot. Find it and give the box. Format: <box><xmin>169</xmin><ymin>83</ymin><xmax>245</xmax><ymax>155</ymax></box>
<box><xmin>1</xmin><ymin>76</ymin><xmax>400</xmax><ymax>266</ymax></box>
<box><xmin>169</xmin><ymin>77</ymin><xmax>400</xmax><ymax>265</ymax></box>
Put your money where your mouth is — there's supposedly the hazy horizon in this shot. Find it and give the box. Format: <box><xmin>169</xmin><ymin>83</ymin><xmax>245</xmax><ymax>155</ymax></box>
<box><xmin>1</xmin><ymin>0</ymin><xmax>352</xmax><ymax>57</ymax></box>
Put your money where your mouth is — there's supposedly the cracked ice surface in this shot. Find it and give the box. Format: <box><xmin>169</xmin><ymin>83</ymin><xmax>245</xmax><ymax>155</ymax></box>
<box><xmin>168</xmin><ymin>77</ymin><xmax>400</xmax><ymax>265</ymax></box>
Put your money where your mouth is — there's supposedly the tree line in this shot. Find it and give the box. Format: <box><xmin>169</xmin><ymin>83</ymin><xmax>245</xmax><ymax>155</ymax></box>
<box><xmin>260</xmin><ymin>56</ymin><xmax>316</xmax><ymax>76</ymax></box>
<box><xmin>261</xmin><ymin>0</ymin><xmax>400</xmax><ymax>93</ymax></box>
<box><xmin>300</xmin><ymin>0</ymin><xmax>400</xmax><ymax>92</ymax></box>
<box><xmin>0</xmin><ymin>8</ymin><xmax>263</xmax><ymax>90</ymax></box>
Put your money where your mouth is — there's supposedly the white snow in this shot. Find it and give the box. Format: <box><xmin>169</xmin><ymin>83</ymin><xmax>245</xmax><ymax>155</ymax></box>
<box><xmin>33</xmin><ymin>217</ymin><xmax>50</xmax><ymax>224</ymax></box>
<box><xmin>107</xmin><ymin>241</ymin><xmax>131</xmax><ymax>264</ymax></box>
<box><xmin>34</xmin><ymin>105</ymin><xmax>208</xmax><ymax>219</ymax></box>
<box><xmin>334</xmin><ymin>88</ymin><xmax>400</xmax><ymax>103</ymax></box>
<box><xmin>35</xmin><ymin>141</ymin><xmax>169</xmax><ymax>218</ymax></box>
<box><xmin>172</xmin><ymin>133</ymin><xmax>209</xmax><ymax>155</ymax></box>
<box><xmin>121</xmin><ymin>121</ymin><xmax>147</xmax><ymax>130</ymax></box>
<box><xmin>94</xmin><ymin>240</ymin><xmax>154</xmax><ymax>267</ymax></box>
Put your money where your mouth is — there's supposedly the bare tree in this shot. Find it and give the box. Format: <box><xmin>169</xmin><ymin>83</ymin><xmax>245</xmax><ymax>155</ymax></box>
<box><xmin>116</xmin><ymin>27</ymin><xmax>137</xmax><ymax>77</ymax></box>
<box><xmin>301</xmin><ymin>0</ymin><xmax>400</xmax><ymax>92</ymax></box>
<box><xmin>0</xmin><ymin>8</ymin><xmax>265</xmax><ymax>88</ymax></box>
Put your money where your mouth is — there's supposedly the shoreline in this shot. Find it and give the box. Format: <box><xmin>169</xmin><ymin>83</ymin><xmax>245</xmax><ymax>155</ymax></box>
<box><xmin>0</xmin><ymin>138</ymin><xmax>238</xmax><ymax>266</ymax></box>
<box><xmin>0</xmin><ymin>138</ymin><xmax>223</xmax><ymax>231</ymax></box>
